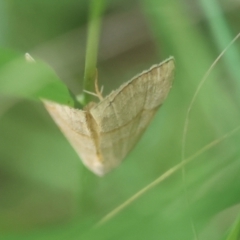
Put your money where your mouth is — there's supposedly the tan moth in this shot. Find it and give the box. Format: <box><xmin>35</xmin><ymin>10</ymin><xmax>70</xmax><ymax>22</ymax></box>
<box><xmin>44</xmin><ymin>57</ymin><xmax>175</xmax><ymax>176</ymax></box>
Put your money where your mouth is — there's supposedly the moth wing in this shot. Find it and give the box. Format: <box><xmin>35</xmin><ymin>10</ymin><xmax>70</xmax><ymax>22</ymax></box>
<box><xmin>89</xmin><ymin>57</ymin><xmax>175</xmax><ymax>174</ymax></box>
<box><xmin>43</xmin><ymin>100</ymin><xmax>104</xmax><ymax>175</ymax></box>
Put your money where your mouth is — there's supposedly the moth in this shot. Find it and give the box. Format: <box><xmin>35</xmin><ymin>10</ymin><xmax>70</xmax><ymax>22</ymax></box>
<box><xmin>44</xmin><ymin>57</ymin><xmax>175</xmax><ymax>176</ymax></box>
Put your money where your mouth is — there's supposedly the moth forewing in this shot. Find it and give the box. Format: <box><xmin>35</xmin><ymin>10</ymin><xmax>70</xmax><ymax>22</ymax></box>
<box><xmin>44</xmin><ymin>57</ymin><xmax>175</xmax><ymax>176</ymax></box>
<box><xmin>43</xmin><ymin>101</ymin><xmax>105</xmax><ymax>176</ymax></box>
<box><xmin>89</xmin><ymin>57</ymin><xmax>174</xmax><ymax>174</ymax></box>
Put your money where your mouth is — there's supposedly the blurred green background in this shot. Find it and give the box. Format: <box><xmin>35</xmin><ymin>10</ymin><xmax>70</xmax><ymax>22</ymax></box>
<box><xmin>1</xmin><ymin>0</ymin><xmax>240</xmax><ymax>239</ymax></box>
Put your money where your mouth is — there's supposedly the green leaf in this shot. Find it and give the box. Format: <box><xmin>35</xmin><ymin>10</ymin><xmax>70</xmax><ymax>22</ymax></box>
<box><xmin>0</xmin><ymin>48</ymin><xmax>74</xmax><ymax>106</ymax></box>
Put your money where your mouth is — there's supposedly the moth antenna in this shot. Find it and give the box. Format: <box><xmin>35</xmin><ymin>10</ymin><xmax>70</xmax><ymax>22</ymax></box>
<box><xmin>25</xmin><ymin>53</ymin><xmax>35</xmax><ymax>63</ymax></box>
<box><xmin>94</xmin><ymin>69</ymin><xmax>104</xmax><ymax>101</ymax></box>
<box><xmin>83</xmin><ymin>90</ymin><xmax>99</xmax><ymax>98</ymax></box>
<box><xmin>100</xmin><ymin>85</ymin><xmax>104</xmax><ymax>94</ymax></box>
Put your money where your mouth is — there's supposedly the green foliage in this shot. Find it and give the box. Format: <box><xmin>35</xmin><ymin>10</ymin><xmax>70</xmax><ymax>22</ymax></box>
<box><xmin>0</xmin><ymin>48</ymin><xmax>74</xmax><ymax>105</ymax></box>
<box><xmin>0</xmin><ymin>1</ymin><xmax>240</xmax><ymax>240</ymax></box>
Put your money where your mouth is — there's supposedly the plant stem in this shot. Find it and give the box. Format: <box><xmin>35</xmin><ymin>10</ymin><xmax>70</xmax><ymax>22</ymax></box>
<box><xmin>82</xmin><ymin>0</ymin><xmax>105</xmax><ymax>106</ymax></box>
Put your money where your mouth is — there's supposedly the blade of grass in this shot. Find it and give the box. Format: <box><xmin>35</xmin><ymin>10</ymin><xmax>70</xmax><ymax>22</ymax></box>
<box><xmin>182</xmin><ymin>33</ymin><xmax>240</xmax><ymax>164</ymax></box>
<box><xmin>181</xmin><ymin>33</ymin><xmax>240</xmax><ymax>240</ymax></box>
<box><xmin>199</xmin><ymin>0</ymin><xmax>240</xmax><ymax>89</ymax></box>
<box><xmin>95</xmin><ymin>125</ymin><xmax>240</xmax><ymax>227</ymax></box>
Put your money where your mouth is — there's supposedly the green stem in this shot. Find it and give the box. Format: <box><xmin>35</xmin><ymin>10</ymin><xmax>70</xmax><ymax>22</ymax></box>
<box><xmin>82</xmin><ymin>0</ymin><xmax>105</xmax><ymax>106</ymax></box>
